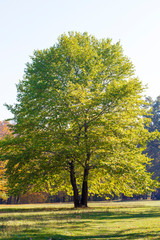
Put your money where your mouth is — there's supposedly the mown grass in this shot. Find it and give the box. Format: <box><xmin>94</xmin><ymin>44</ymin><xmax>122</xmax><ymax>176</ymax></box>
<box><xmin>0</xmin><ymin>200</ymin><xmax>160</xmax><ymax>239</ymax></box>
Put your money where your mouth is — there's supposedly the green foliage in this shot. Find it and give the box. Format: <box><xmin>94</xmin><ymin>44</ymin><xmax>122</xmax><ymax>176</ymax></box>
<box><xmin>0</xmin><ymin>32</ymin><xmax>159</xmax><ymax>202</ymax></box>
<box><xmin>145</xmin><ymin>96</ymin><xmax>160</xmax><ymax>179</ymax></box>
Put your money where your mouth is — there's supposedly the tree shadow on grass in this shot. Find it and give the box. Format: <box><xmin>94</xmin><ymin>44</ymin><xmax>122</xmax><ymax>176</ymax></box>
<box><xmin>71</xmin><ymin>207</ymin><xmax>160</xmax><ymax>221</ymax></box>
<box><xmin>0</xmin><ymin>207</ymin><xmax>160</xmax><ymax>239</ymax></box>
<box><xmin>1</xmin><ymin>206</ymin><xmax>160</xmax><ymax>222</ymax></box>
<box><xmin>6</xmin><ymin>229</ymin><xmax>160</xmax><ymax>240</ymax></box>
<box><xmin>0</xmin><ymin>207</ymin><xmax>73</xmax><ymax>214</ymax></box>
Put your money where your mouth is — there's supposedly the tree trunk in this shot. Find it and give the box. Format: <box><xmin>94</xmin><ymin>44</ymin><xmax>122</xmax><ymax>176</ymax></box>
<box><xmin>81</xmin><ymin>163</ymin><xmax>89</xmax><ymax>207</ymax></box>
<box><xmin>69</xmin><ymin>160</ymin><xmax>80</xmax><ymax>208</ymax></box>
<box><xmin>7</xmin><ymin>196</ymin><xmax>12</xmax><ymax>204</ymax></box>
<box><xmin>15</xmin><ymin>195</ymin><xmax>20</xmax><ymax>204</ymax></box>
<box><xmin>81</xmin><ymin>122</ymin><xmax>90</xmax><ymax>207</ymax></box>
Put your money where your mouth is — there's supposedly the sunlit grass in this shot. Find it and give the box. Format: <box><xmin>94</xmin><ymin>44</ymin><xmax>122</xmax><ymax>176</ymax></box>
<box><xmin>0</xmin><ymin>200</ymin><xmax>160</xmax><ymax>239</ymax></box>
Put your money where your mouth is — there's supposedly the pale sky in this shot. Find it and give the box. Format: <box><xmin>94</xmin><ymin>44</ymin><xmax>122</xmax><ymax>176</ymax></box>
<box><xmin>0</xmin><ymin>0</ymin><xmax>160</xmax><ymax>120</ymax></box>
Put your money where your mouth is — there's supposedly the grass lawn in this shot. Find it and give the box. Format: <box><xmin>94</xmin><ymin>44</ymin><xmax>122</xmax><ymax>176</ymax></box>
<box><xmin>0</xmin><ymin>200</ymin><xmax>160</xmax><ymax>239</ymax></box>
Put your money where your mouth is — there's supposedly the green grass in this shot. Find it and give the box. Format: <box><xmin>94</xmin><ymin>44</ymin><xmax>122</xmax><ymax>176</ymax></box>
<box><xmin>0</xmin><ymin>200</ymin><xmax>160</xmax><ymax>239</ymax></box>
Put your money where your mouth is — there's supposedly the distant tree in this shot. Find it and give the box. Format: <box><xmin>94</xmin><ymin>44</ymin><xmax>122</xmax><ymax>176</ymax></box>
<box><xmin>0</xmin><ymin>121</ymin><xmax>11</xmax><ymax>138</ymax></box>
<box><xmin>0</xmin><ymin>32</ymin><xmax>159</xmax><ymax>207</ymax></box>
<box><xmin>19</xmin><ymin>191</ymin><xmax>48</xmax><ymax>204</ymax></box>
<box><xmin>0</xmin><ymin>121</ymin><xmax>11</xmax><ymax>201</ymax></box>
<box><xmin>145</xmin><ymin>96</ymin><xmax>160</xmax><ymax>179</ymax></box>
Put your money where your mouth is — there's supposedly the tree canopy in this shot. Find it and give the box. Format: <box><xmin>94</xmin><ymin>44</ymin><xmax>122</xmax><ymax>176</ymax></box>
<box><xmin>1</xmin><ymin>32</ymin><xmax>159</xmax><ymax>207</ymax></box>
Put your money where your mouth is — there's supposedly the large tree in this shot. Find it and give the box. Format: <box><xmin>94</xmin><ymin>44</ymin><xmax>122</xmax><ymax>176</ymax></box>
<box><xmin>1</xmin><ymin>32</ymin><xmax>159</xmax><ymax>207</ymax></box>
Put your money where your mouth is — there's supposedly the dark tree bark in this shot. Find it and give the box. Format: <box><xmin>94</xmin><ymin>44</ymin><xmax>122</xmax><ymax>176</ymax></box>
<box><xmin>80</xmin><ymin>122</ymin><xmax>90</xmax><ymax>207</ymax></box>
<box><xmin>81</xmin><ymin>164</ymin><xmax>89</xmax><ymax>207</ymax></box>
<box><xmin>15</xmin><ymin>195</ymin><xmax>20</xmax><ymax>204</ymax></box>
<box><xmin>7</xmin><ymin>196</ymin><xmax>12</xmax><ymax>204</ymax></box>
<box><xmin>69</xmin><ymin>160</ymin><xmax>81</xmax><ymax>208</ymax></box>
